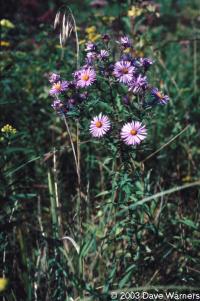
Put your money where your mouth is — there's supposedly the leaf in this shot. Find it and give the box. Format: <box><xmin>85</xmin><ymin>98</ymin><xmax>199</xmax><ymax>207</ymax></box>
<box><xmin>95</xmin><ymin>191</ymin><xmax>110</xmax><ymax>198</ymax></box>
<box><xmin>10</xmin><ymin>193</ymin><xmax>37</xmax><ymax>200</ymax></box>
<box><xmin>79</xmin><ymin>236</ymin><xmax>94</xmax><ymax>258</ymax></box>
<box><xmin>179</xmin><ymin>218</ymin><xmax>198</xmax><ymax>230</ymax></box>
<box><xmin>119</xmin><ymin>270</ymin><xmax>132</xmax><ymax>288</ymax></box>
<box><xmin>118</xmin><ymin>181</ymin><xmax>200</xmax><ymax>214</ymax></box>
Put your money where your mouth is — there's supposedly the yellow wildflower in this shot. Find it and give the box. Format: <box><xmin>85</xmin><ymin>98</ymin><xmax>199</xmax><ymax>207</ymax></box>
<box><xmin>182</xmin><ymin>175</ymin><xmax>192</xmax><ymax>182</ymax></box>
<box><xmin>0</xmin><ymin>278</ymin><xmax>9</xmax><ymax>292</ymax></box>
<box><xmin>85</xmin><ymin>26</ymin><xmax>96</xmax><ymax>34</ymax></box>
<box><xmin>128</xmin><ymin>6</ymin><xmax>143</xmax><ymax>17</ymax></box>
<box><xmin>124</xmin><ymin>47</ymin><xmax>132</xmax><ymax>54</ymax></box>
<box><xmin>1</xmin><ymin>124</ymin><xmax>17</xmax><ymax>135</ymax></box>
<box><xmin>0</xmin><ymin>19</ymin><xmax>15</xmax><ymax>28</ymax></box>
<box><xmin>146</xmin><ymin>4</ymin><xmax>156</xmax><ymax>13</ymax></box>
<box><xmin>87</xmin><ymin>33</ymin><xmax>101</xmax><ymax>42</ymax></box>
<box><xmin>0</xmin><ymin>41</ymin><xmax>10</xmax><ymax>47</ymax></box>
<box><xmin>79</xmin><ymin>39</ymin><xmax>86</xmax><ymax>45</ymax></box>
<box><xmin>135</xmin><ymin>50</ymin><xmax>144</xmax><ymax>57</ymax></box>
<box><xmin>102</xmin><ymin>16</ymin><xmax>115</xmax><ymax>23</ymax></box>
<box><xmin>84</xmin><ymin>25</ymin><xmax>101</xmax><ymax>42</ymax></box>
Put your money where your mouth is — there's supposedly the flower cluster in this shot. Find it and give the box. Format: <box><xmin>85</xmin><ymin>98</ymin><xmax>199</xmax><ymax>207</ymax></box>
<box><xmin>0</xmin><ymin>19</ymin><xmax>15</xmax><ymax>29</ymax></box>
<box><xmin>49</xmin><ymin>35</ymin><xmax>169</xmax><ymax>146</ymax></box>
<box><xmin>48</xmin><ymin>71</ymin><xmax>89</xmax><ymax>115</ymax></box>
<box><xmin>1</xmin><ymin>124</ymin><xmax>17</xmax><ymax>141</ymax></box>
<box><xmin>1</xmin><ymin>124</ymin><xmax>17</xmax><ymax>135</ymax></box>
<box><xmin>128</xmin><ymin>2</ymin><xmax>160</xmax><ymax>19</ymax></box>
<box><xmin>85</xmin><ymin>26</ymin><xmax>101</xmax><ymax>42</ymax></box>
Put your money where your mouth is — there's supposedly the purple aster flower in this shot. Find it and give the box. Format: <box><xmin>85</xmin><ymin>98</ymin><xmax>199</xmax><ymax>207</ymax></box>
<box><xmin>68</xmin><ymin>80</ymin><xmax>76</xmax><ymax>89</ymax></box>
<box><xmin>90</xmin><ymin>113</ymin><xmax>111</xmax><ymax>138</ymax></box>
<box><xmin>49</xmin><ymin>81</ymin><xmax>68</xmax><ymax>95</ymax></box>
<box><xmin>76</xmin><ymin>67</ymin><xmax>96</xmax><ymax>88</ymax></box>
<box><xmin>51</xmin><ymin>99</ymin><xmax>68</xmax><ymax>115</ymax></box>
<box><xmin>108</xmin><ymin>63</ymin><xmax>114</xmax><ymax>73</ymax></box>
<box><xmin>113</xmin><ymin>60</ymin><xmax>135</xmax><ymax>84</ymax></box>
<box><xmin>120</xmin><ymin>53</ymin><xmax>132</xmax><ymax>62</ymax></box>
<box><xmin>73</xmin><ymin>70</ymin><xmax>82</xmax><ymax>80</ymax></box>
<box><xmin>49</xmin><ymin>73</ymin><xmax>60</xmax><ymax>84</ymax></box>
<box><xmin>128</xmin><ymin>74</ymin><xmax>148</xmax><ymax>94</ymax></box>
<box><xmin>100</xmin><ymin>63</ymin><xmax>114</xmax><ymax>77</ymax></box>
<box><xmin>131</xmin><ymin>58</ymin><xmax>141</xmax><ymax>68</ymax></box>
<box><xmin>139</xmin><ymin>58</ymin><xmax>154</xmax><ymax>71</ymax></box>
<box><xmin>151</xmin><ymin>87</ymin><xmax>169</xmax><ymax>105</ymax></box>
<box><xmin>98</xmin><ymin>66</ymin><xmax>107</xmax><ymax>77</ymax></box>
<box><xmin>98</xmin><ymin>49</ymin><xmax>109</xmax><ymax>60</ymax></box>
<box><xmin>102</xmin><ymin>34</ymin><xmax>110</xmax><ymax>43</ymax></box>
<box><xmin>118</xmin><ymin>36</ymin><xmax>131</xmax><ymax>48</ymax></box>
<box><xmin>85</xmin><ymin>42</ymin><xmax>97</xmax><ymax>52</ymax></box>
<box><xmin>67</xmin><ymin>93</ymin><xmax>88</xmax><ymax>108</ymax></box>
<box><xmin>121</xmin><ymin>121</ymin><xmax>147</xmax><ymax>145</ymax></box>
<box><xmin>86</xmin><ymin>51</ymin><xmax>97</xmax><ymax>64</ymax></box>
<box><xmin>52</xmin><ymin>99</ymin><xmax>62</xmax><ymax>110</ymax></box>
<box><xmin>79</xmin><ymin>92</ymin><xmax>88</xmax><ymax>101</ymax></box>
<box><xmin>68</xmin><ymin>97</ymin><xmax>77</xmax><ymax>108</ymax></box>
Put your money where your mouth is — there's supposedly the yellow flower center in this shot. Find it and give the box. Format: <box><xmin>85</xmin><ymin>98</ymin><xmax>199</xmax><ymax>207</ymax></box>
<box><xmin>122</xmin><ymin>67</ymin><xmax>129</xmax><ymax>74</ymax></box>
<box><xmin>54</xmin><ymin>83</ymin><xmax>61</xmax><ymax>91</ymax></box>
<box><xmin>95</xmin><ymin>121</ymin><xmax>102</xmax><ymax>128</ymax></box>
<box><xmin>130</xmin><ymin>129</ymin><xmax>137</xmax><ymax>136</ymax></box>
<box><xmin>82</xmin><ymin>74</ymin><xmax>89</xmax><ymax>81</ymax></box>
<box><xmin>156</xmin><ymin>91</ymin><xmax>163</xmax><ymax>99</ymax></box>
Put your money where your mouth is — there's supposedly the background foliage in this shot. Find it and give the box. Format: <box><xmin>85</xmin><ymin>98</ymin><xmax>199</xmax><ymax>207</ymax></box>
<box><xmin>1</xmin><ymin>0</ymin><xmax>200</xmax><ymax>300</ymax></box>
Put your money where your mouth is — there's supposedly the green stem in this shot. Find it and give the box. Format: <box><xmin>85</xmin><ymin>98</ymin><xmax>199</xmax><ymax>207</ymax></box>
<box><xmin>48</xmin><ymin>170</ymin><xmax>58</xmax><ymax>238</ymax></box>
